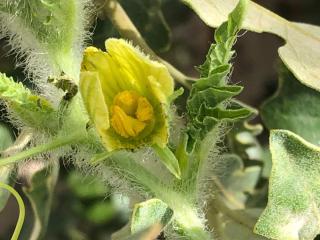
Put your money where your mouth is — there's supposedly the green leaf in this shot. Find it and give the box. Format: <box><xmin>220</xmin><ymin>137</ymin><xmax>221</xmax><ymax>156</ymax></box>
<box><xmin>182</xmin><ymin>0</ymin><xmax>320</xmax><ymax>91</ymax></box>
<box><xmin>261</xmin><ymin>65</ymin><xmax>320</xmax><ymax>145</ymax></box>
<box><xmin>186</xmin><ymin>0</ymin><xmax>252</xmax><ymax>151</ymax></box>
<box><xmin>0</xmin><ymin>0</ymin><xmax>89</xmax><ymax>78</ymax></box>
<box><xmin>0</xmin><ymin>123</ymin><xmax>14</xmax><ymax>212</ymax></box>
<box><xmin>120</xmin><ymin>0</ymin><xmax>171</xmax><ymax>52</ymax></box>
<box><xmin>254</xmin><ymin>130</ymin><xmax>320</xmax><ymax>240</ymax></box>
<box><xmin>23</xmin><ymin>162</ymin><xmax>59</xmax><ymax>240</ymax></box>
<box><xmin>131</xmin><ymin>198</ymin><xmax>173</xmax><ymax>234</ymax></box>
<box><xmin>0</xmin><ymin>73</ymin><xmax>57</xmax><ymax>130</ymax></box>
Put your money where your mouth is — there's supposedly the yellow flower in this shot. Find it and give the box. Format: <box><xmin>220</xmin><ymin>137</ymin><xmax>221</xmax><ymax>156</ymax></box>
<box><xmin>80</xmin><ymin>38</ymin><xmax>174</xmax><ymax>151</ymax></box>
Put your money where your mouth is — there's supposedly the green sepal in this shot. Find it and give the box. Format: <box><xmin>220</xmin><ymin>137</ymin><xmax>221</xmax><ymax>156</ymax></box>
<box><xmin>152</xmin><ymin>144</ymin><xmax>181</xmax><ymax>179</ymax></box>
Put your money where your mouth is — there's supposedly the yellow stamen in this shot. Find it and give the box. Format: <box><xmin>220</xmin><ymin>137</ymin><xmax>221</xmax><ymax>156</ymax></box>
<box><xmin>111</xmin><ymin>91</ymin><xmax>154</xmax><ymax>138</ymax></box>
<box><xmin>136</xmin><ymin>97</ymin><xmax>154</xmax><ymax>122</ymax></box>
<box><xmin>113</xmin><ymin>90</ymin><xmax>139</xmax><ymax>116</ymax></box>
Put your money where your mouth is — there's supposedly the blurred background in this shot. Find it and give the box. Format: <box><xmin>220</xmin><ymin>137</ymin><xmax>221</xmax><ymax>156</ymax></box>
<box><xmin>0</xmin><ymin>0</ymin><xmax>319</xmax><ymax>239</ymax></box>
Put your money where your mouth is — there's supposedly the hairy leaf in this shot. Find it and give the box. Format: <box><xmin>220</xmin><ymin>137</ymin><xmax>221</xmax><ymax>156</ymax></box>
<box><xmin>182</xmin><ymin>0</ymin><xmax>320</xmax><ymax>91</ymax></box>
<box><xmin>0</xmin><ymin>73</ymin><xmax>57</xmax><ymax>130</ymax></box>
<box><xmin>186</xmin><ymin>0</ymin><xmax>252</xmax><ymax>151</ymax></box>
<box><xmin>0</xmin><ymin>0</ymin><xmax>90</xmax><ymax>78</ymax></box>
<box><xmin>131</xmin><ymin>198</ymin><xmax>173</xmax><ymax>234</ymax></box>
<box><xmin>23</xmin><ymin>162</ymin><xmax>59</xmax><ymax>240</ymax></box>
<box><xmin>261</xmin><ymin>65</ymin><xmax>320</xmax><ymax>145</ymax></box>
<box><xmin>0</xmin><ymin>123</ymin><xmax>14</xmax><ymax>212</ymax></box>
<box><xmin>254</xmin><ymin>130</ymin><xmax>320</xmax><ymax>240</ymax></box>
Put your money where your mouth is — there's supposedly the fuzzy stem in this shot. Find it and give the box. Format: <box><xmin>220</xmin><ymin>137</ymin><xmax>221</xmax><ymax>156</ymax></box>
<box><xmin>102</xmin><ymin>0</ymin><xmax>194</xmax><ymax>89</ymax></box>
<box><xmin>0</xmin><ymin>133</ymin><xmax>86</xmax><ymax>167</ymax></box>
<box><xmin>0</xmin><ymin>182</ymin><xmax>25</xmax><ymax>240</ymax></box>
<box><xmin>103</xmin><ymin>152</ymin><xmax>212</xmax><ymax>239</ymax></box>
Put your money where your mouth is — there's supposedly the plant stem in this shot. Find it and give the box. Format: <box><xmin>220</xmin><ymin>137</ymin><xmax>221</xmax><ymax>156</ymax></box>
<box><xmin>102</xmin><ymin>152</ymin><xmax>212</xmax><ymax>239</ymax></box>
<box><xmin>102</xmin><ymin>0</ymin><xmax>194</xmax><ymax>89</ymax></box>
<box><xmin>0</xmin><ymin>133</ymin><xmax>86</xmax><ymax>167</ymax></box>
<box><xmin>0</xmin><ymin>182</ymin><xmax>25</xmax><ymax>240</ymax></box>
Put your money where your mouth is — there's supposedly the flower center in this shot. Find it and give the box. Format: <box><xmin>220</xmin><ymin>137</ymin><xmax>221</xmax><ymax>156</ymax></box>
<box><xmin>110</xmin><ymin>90</ymin><xmax>154</xmax><ymax>138</ymax></box>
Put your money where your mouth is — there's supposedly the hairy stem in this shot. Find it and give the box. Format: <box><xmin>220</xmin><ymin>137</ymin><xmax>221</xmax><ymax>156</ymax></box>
<box><xmin>0</xmin><ymin>182</ymin><xmax>25</xmax><ymax>240</ymax></box>
<box><xmin>102</xmin><ymin>152</ymin><xmax>212</xmax><ymax>239</ymax></box>
<box><xmin>102</xmin><ymin>0</ymin><xmax>194</xmax><ymax>89</ymax></box>
<box><xmin>0</xmin><ymin>133</ymin><xmax>86</xmax><ymax>167</ymax></box>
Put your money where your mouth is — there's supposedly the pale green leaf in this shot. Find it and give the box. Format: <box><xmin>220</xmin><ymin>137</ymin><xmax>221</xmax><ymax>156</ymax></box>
<box><xmin>0</xmin><ymin>0</ymin><xmax>89</xmax><ymax>78</ymax></box>
<box><xmin>261</xmin><ymin>65</ymin><xmax>320</xmax><ymax>145</ymax></box>
<box><xmin>182</xmin><ymin>0</ymin><xmax>320</xmax><ymax>91</ymax></box>
<box><xmin>0</xmin><ymin>123</ymin><xmax>14</xmax><ymax>212</ymax></box>
<box><xmin>254</xmin><ymin>130</ymin><xmax>320</xmax><ymax>240</ymax></box>
<box><xmin>131</xmin><ymin>198</ymin><xmax>173</xmax><ymax>234</ymax></box>
<box><xmin>23</xmin><ymin>162</ymin><xmax>59</xmax><ymax>240</ymax></box>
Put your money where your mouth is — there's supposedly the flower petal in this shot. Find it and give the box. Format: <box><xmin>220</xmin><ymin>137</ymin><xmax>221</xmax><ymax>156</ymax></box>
<box><xmin>79</xmin><ymin>71</ymin><xmax>110</xmax><ymax>138</ymax></box>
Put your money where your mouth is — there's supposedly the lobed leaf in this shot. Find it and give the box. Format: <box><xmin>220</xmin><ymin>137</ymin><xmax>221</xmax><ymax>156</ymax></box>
<box><xmin>186</xmin><ymin>0</ymin><xmax>252</xmax><ymax>151</ymax></box>
<box><xmin>254</xmin><ymin>130</ymin><xmax>320</xmax><ymax>240</ymax></box>
<box><xmin>182</xmin><ymin>0</ymin><xmax>320</xmax><ymax>91</ymax></box>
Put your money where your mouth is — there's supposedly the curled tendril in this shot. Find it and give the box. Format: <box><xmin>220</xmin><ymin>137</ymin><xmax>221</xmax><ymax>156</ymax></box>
<box><xmin>0</xmin><ymin>182</ymin><xmax>25</xmax><ymax>240</ymax></box>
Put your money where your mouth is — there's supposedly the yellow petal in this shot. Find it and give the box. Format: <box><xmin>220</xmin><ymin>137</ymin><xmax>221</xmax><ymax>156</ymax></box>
<box><xmin>105</xmin><ymin>39</ymin><xmax>174</xmax><ymax>100</ymax></box>
<box><xmin>79</xmin><ymin>72</ymin><xmax>110</xmax><ymax>135</ymax></box>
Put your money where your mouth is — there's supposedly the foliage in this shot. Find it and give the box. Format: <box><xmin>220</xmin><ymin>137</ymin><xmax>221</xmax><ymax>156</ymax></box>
<box><xmin>255</xmin><ymin>130</ymin><xmax>320</xmax><ymax>240</ymax></box>
<box><xmin>182</xmin><ymin>0</ymin><xmax>320</xmax><ymax>91</ymax></box>
<box><xmin>261</xmin><ymin>65</ymin><xmax>320</xmax><ymax>145</ymax></box>
<box><xmin>0</xmin><ymin>0</ymin><xmax>320</xmax><ymax>240</ymax></box>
